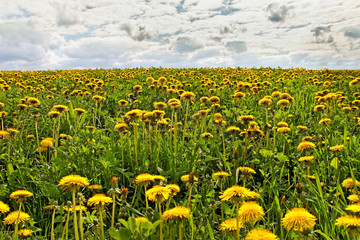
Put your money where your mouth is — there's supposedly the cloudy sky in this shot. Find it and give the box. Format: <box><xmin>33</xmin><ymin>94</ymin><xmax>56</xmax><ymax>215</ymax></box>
<box><xmin>1</xmin><ymin>0</ymin><xmax>360</xmax><ymax>70</ymax></box>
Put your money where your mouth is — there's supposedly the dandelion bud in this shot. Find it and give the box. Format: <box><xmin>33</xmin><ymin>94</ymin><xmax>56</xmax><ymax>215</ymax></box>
<box><xmin>296</xmin><ymin>183</ymin><xmax>302</xmax><ymax>193</ymax></box>
<box><xmin>111</xmin><ymin>177</ymin><xmax>119</xmax><ymax>184</ymax></box>
<box><xmin>189</xmin><ymin>172</ymin><xmax>195</xmax><ymax>183</ymax></box>
<box><xmin>281</xmin><ymin>196</ymin><xmax>286</xmax><ymax>205</ymax></box>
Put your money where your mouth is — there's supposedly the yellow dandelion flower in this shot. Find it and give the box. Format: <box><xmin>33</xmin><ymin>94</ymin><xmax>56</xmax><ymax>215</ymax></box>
<box><xmin>302</xmin><ymin>136</ymin><xmax>312</xmax><ymax>142</ymax></box>
<box><xmin>238</xmin><ymin>167</ymin><xmax>256</xmax><ymax>175</ymax></box>
<box><xmin>319</xmin><ymin>118</ymin><xmax>331</xmax><ymax>125</ymax></box>
<box><xmin>277</xmin><ymin>127</ymin><xmax>291</xmax><ymax>133</ymax></box>
<box><xmin>153</xmin><ymin>175</ymin><xmax>166</xmax><ymax>182</ymax></box>
<box><xmin>17</xmin><ymin>104</ymin><xmax>28</xmax><ymax>111</ymax></box>
<box><xmin>214</xmin><ymin>171</ymin><xmax>231</xmax><ymax>179</ymax></box>
<box><xmin>125</xmin><ymin>109</ymin><xmax>142</xmax><ymax>120</ymax></box>
<box><xmin>48</xmin><ymin>111</ymin><xmax>62</xmax><ymax>118</ymax></box>
<box><xmin>114</xmin><ymin>122</ymin><xmax>129</xmax><ymax>132</ymax></box>
<box><xmin>118</xmin><ymin>99</ymin><xmax>129</xmax><ymax>106</ymax></box>
<box><xmin>297</xmin><ymin>141</ymin><xmax>316</xmax><ymax>151</ymax></box>
<box><xmin>297</xmin><ymin>125</ymin><xmax>308</xmax><ymax>130</ymax></box>
<box><xmin>3</xmin><ymin>211</ymin><xmax>30</xmax><ymax>225</ymax></box>
<box><xmin>348</xmin><ymin>195</ymin><xmax>360</xmax><ymax>203</ymax></box>
<box><xmin>58</xmin><ymin>175</ymin><xmax>90</xmax><ymax>192</ymax></box>
<box><xmin>40</xmin><ymin>139</ymin><xmax>53</xmax><ymax>148</ymax></box>
<box><xmin>154</xmin><ymin>102</ymin><xmax>167</xmax><ymax>109</ymax></box>
<box><xmin>277</xmin><ymin>99</ymin><xmax>289</xmax><ymax>106</ymax></box>
<box><xmin>199</xmin><ymin>96</ymin><xmax>209</xmax><ymax>103</ymax></box>
<box><xmin>336</xmin><ymin>215</ymin><xmax>360</xmax><ymax>228</ymax></box>
<box><xmin>306</xmin><ymin>175</ymin><xmax>316</xmax><ymax>180</ymax></box>
<box><xmin>238</xmin><ymin>201</ymin><xmax>265</xmax><ymax>223</ymax></box>
<box><xmin>220</xmin><ymin>185</ymin><xmax>260</xmax><ymax>203</ymax></box>
<box><xmin>18</xmin><ymin>229</ymin><xmax>33</xmax><ymax>237</ymax></box>
<box><xmin>92</xmin><ymin>95</ymin><xmax>106</xmax><ymax>103</ymax></box>
<box><xmin>245</xmin><ymin>228</ymin><xmax>279</xmax><ymax>240</ymax></box>
<box><xmin>27</xmin><ymin>97</ymin><xmax>40</xmax><ymax>106</ymax></box>
<box><xmin>135</xmin><ymin>173</ymin><xmax>154</xmax><ymax>186</ymax></box>
<box><xmin>238</xmin><ymin>115</ymin><xmax>254</xmax><ymax>122</ymax></box>
<box><xmin>226</xmin><ymin>126</ymin><xmax>240</xmax><ymax>133</ymax></box>
<box><xmin>342</xmin><ymin>178</ymin><xmax>360</xmax><ymax>189</ymax></box>
<box><xmin>145</xmin><ymin>185</ymin><xmax>171</xmax><ymax>203</ymax></box>
<box><xmin>282</xmin><ymin>208</ymin><xmax>316</xmax><ymax>232</ymax></box>
<box><xmin>162</xmin><ymin>206</ymin><xmax>192</xmax><ymax>221</ymax></box>
<box><xmin>180</xmin><ymin>91</ymin><xmax>195</xmax><ymax>100</ymax></box>
<box><xmin>299</xmin><ymin>156</ymin><xmax>314</xmax><ymax>162</ymax></box>
<box><xmin>88</xmin><ymin>184</ymin><xmax>102</xmax><ymax>190</ymax></box>
<box><xmin>53</xmin><ymin>105</ymin><xmax>68</xmax><ymax>113</ymax></box>
<box><xmin>330</xmin><ymin>144</ymin><xmax>345</xmax><ymax>152</ymax></box>
<box><xmin>166</xmin><ymin>184</ymin><xmax>180</xmax><ymax>195</ymax></box>
<box><xmin>63</xmin><ymin>205</ymin><xmax>87</xmax><ymax>212</ymax></box>
<box><xmin>346</xmin><ymin>204</ymin><xmax>360</xmax><ymax>213</ymax></box>
<box><xmin>277</xmin><ymin>121</ymin><xmax>288</xmax><ymax>127</ymax></box>
<box><xmin>7</xmin><ymin>128</ymin><xmax>19</xmax><ymax>135</ymax></box>
<box><xmin>209</xmin><ymin>96</ymin><xmax>220</xmax><ymax>104</ymax></box>
<box><xmin>9</xmin><ymin>190</ymin><xmax>33</xmax><ymax>201</ymax></box>
<box><xmin>87</xmin><ymin>194</ymin><xmax>113</xmax><ymax>207</ymax></box>
<box><xmin>0</xmin><ymin>201</ymin><xmax>10</xmax><ymax>213</ymax></box>
<box><xmin>219</xmin><ymin>218</ymin><xmax>245</xmax><ymax>232</ymax></box>
<box><xmin>259</xmin><ymin>98</ymin><xmax>272</xmax><ymax>106</ymax></box>
<box><xmin>135</xmin><ymin>217</ymin><xmax>149</xmax><ymax>225</ymax></box>
<box><xmin>181</xmin><ymin>174</ymin><xmax>198</xmax><ymax>183</ymax></box>
<box><xmin>201</xmin><ymin>132</ymin><xmax>213</xmax><ymax>139</ymax></box>
<box><xmin>74</xmin><ymin>108</ymin><xmax>86</xmax><ymax>115</ymax></box>
<box><xmin>213</xmin><ymin>113</ymin><xmax>222</xmax><ymax>119</ymax></box>
<box><xmin>314</xmin><ymin>105</ymin><xmax>326</xmax><ymax>111</ymax></box>
<box><xmin>0</xmin><ymin>130</ymin><xmax>10</xmax><ymax>139</ymax></box>
<box><xmin>133</xmin><ymin>85</ymin><xmax>142</xmax><ymax>91</ymax></box>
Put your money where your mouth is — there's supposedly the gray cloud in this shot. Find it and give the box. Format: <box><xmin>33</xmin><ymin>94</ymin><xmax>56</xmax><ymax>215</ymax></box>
<box><xmin>225</xmin><ymin>41</ymin><xmax>247</xmax><ymax>53</ymax></box>
<box><xmin>266</xmin><ymin>3</ymin><xmax>293</xmax><ymax>23</ymax></box>
<box><xmin>210</xmin><ymin>36</ymin><xmax>222</xmax><ymax>43</ymax></box>
<box><xmin>173</xmin><ymin>37</ymin><xmax>203</xmax><ymax>53</ymax></box>
<box><xmin>120</xmin><ymin>23</ymin><xmax>152</xmax><ymax>41</ymax></box>
<box><xmin>220</xmin><ymin>26</ymin><xmax>231</xmax><ymax>34</ymax></box>
<box><xmin>311</xmin><ymin>26</ymin><xmax>331</xmax><ymax>43</ymax></box>
<box><xmin>344</xmin><ymin>26</ymin><xmax>360</xmax><ymax>39</ymax></box>
<box><xmin>55</xmin><ymin>3</ymin><xmax>80</xmax><ymax>27</ymax></box>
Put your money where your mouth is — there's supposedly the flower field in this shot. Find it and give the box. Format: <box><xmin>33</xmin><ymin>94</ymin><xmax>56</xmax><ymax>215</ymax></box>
<box><xmin>0</xmin><ymin>67</ymin><xmax>359</xmax><ymax>239</ymax></box>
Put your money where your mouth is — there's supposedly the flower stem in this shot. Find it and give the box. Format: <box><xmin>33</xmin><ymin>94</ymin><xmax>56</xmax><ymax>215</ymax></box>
<box><xmin>188</xmin><ymin>185</ymin><xmax>193</xmax><ymax>209</ymax></box>
<box><xmin>181</xmin><ymin>100</ymin><xmax>190</xmax><ymax>150</ymax></box>
<box><xmin>72</xmin><ymin>190</ymin><xmax>79</xmax><ymax>240</ymax></box>
<box><xmin>13</xmin><ymin>201</ymin><xmax>22</xmax><ymax>240</ymax></box>
<box><xmin>51</xmin><ymin>208</ymin><xmax>56</xmax><ymax>240</ymax></box>
<box><xmin>111</xmin><ymin>192</ymin><xmax>116</xmax><ymax>228</ymax></box>
<box><xmin>79</xmin><ymin>201</ymin><xmax>84</xmax><ymax>240</ymax></box>
<box><xmin>235</xmin><ymin>202</ymin><xmax>240</xmax><ymax>240</ymax></box>
<box><xmin>158</xmin><ymin>202</ymin><xmax>163</xmax><ymax>240</ymax></box>
<box><xmin>99</xmin><ymin>205</ymin><xmax>105</xmax><ymax>240</ymax></box>
<box><xmin>179</xmin><ymin>220</ymin><xmax>183</xmax><ymax>240</ymax></box>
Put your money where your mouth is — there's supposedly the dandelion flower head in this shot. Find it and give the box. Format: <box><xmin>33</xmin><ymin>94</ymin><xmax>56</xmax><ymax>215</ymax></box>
<box><xmin>58</xmin><ymin>174</ymin><xmax>90</xmax><ymax>192</ymax></box>
<box><xmin>162</xmin><ymin>206</ymin><xmax>192</xmax><ymax>221</ymax></box>
<box><xmin>3</xmin><ymin>211</ymin><xmax>30</xmax><ymax>225</ymax></box>
<box><xmin>0</xmin><ymin>201</ymin><xmax>10</xmax><ymax>213</ymax></box>
<box><xmin>145</xmin><ymin>185</ymin><xmax>171</xmax><ymax>203</ymax></box>
<box><xmin>9</xmin><ymin>190</ymin><xmax>33</xmax><ymax>201</ymax></box>
<box><xmin>245</xmin><ymin>228</ymin><xmax>279</xmax><ymax>240</ymax></box>
<box><xmin>238</xmin><ymin>201</ymin><xmax>265</xmax><ymax>223</ymax></box>
<box><xmin>220</xmin><ymin>185</ymin><xmax>260</xmax><ymax>203</ymax></box>
<box><xmin>282</xmin><ymin>208</ymin><xmax>316</xmax><ymax>232</ymax></box>
<box><xmin>87</xmin><ymin>194</ymin><xmax>113</xmax><ymax>207</ymax></box>
<box><xmin>336</xmin><ymin>215</ymin><xmax>360</xmax><ymax>228</ymax></box>
<box><xmin>219</xmin><ymin>218</ymin><xmax>244</xmax><ymax>232</ymax></box>
<box><xmin>135</xmin><ymin>173</ymin><xmax>154</xmax><ymax>186</ymax></box>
